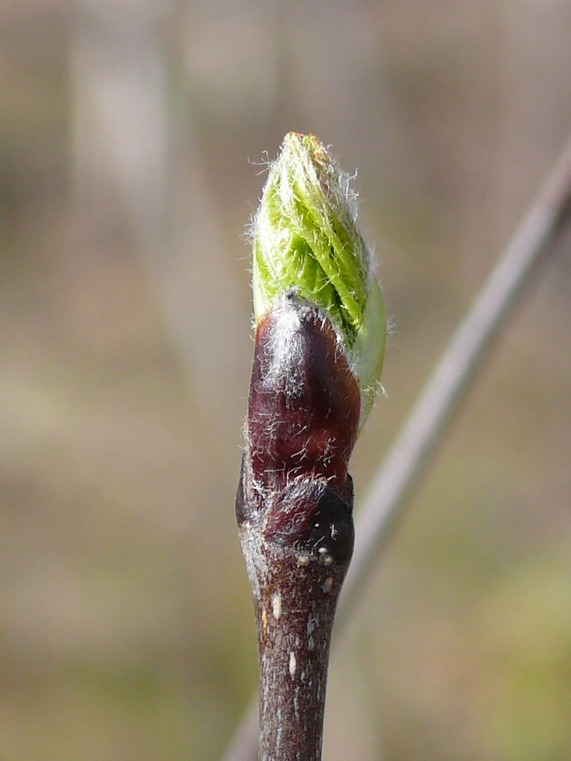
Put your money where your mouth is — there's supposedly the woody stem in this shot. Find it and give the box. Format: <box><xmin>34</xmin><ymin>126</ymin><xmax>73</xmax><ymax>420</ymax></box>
<box><xmin>236</xmin><ymin>461</ymin><xmax>354</xmax><ymax>761</ymax></box>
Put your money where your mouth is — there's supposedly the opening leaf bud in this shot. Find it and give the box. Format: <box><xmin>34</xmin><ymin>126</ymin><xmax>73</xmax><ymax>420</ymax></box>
<box><xmin>252</xmin><ymin>132</ymin><xmax>386</xmax><ymax>424</ymax></box>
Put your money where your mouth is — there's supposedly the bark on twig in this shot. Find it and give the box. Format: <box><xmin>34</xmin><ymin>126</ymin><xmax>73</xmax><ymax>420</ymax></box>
<box><xmin>237</xmin><ymin>469</ymin><xmax>353</xmax><ymax>761</ymax></box>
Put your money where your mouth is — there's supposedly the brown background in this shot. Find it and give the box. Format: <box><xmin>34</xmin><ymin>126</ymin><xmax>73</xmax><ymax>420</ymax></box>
<box><xmin>1</xmin><ymin>1</ymin><xmax>570</xmax><ymax>759</ymax></box>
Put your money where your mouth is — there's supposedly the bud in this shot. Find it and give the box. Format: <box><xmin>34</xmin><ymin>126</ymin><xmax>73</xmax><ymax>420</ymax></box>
<box><xmin>252</xmin><ymin>132</ymin><xmax>386</xmax><ymax>425</ymax></box>
<box><xmin>237</xmin><ymin>134</ymin><xmax>386</xmax><ymax>761</ymax></box>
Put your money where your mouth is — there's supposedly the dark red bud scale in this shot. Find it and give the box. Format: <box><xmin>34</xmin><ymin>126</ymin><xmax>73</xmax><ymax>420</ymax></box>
<box><xmin>247</xmin><ymin>290</ymin><xmax>360</xmax><ymax>492</ymax></box>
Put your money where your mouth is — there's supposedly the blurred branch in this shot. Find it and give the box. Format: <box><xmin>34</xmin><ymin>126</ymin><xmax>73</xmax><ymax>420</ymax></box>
<box><xmin>70</xmin><ymin>1</ymin><xmax>245</xmax><ymax>428</ymax></box>
<box><xmin>340</xmin><ymin>133</ymin><xmax>571</xmax><ymax>625</ymax></box>
<box><xmin>222</xmin><ymin>134</ymin><xmax>571</xmax><ymax>761</ymax></box>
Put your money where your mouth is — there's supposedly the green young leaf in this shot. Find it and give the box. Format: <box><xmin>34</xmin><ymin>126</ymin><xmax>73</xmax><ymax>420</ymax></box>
<box><xmin>252</xmin><ymin>132</ymin><xmax>386</xmax><ymax>424</ymax></box>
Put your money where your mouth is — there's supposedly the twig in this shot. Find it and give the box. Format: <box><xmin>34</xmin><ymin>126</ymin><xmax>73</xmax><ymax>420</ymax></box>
<box><xmin>224</xmin><ymin>134</ymin><xmax>571</xmax><ymax>761</ymax></box>
<box><xmin>237</xmin><ymin>134</ymin><xmax>387</xmax><ymax>761</ymax></box>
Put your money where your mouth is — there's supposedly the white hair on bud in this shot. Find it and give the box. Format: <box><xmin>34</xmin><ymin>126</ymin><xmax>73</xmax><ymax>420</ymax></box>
<box><xmin>261</xmin><ymin>292</ymin><xmax>352</xmax><ymax>404</ymax></box>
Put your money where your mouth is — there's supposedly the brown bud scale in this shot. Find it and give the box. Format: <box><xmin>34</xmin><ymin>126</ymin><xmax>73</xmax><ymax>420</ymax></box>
<box><xmin>247</xmin><ymin>290</ymin><xmax>360</xmax><ymax>493</ymax></box>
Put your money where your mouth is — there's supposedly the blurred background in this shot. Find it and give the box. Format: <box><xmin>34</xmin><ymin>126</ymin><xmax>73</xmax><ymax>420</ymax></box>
<box><xmin>1</xmin><ymin>1</ymin><xmax>571</xmax><ymax>759</ymax></box>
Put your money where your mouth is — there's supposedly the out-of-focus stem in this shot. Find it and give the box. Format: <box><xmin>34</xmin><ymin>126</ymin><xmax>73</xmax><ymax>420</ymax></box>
<box><xmin>340</xmin><ymin>134</ymin><xmax>571</xmax><ymax>623</ymax></box>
